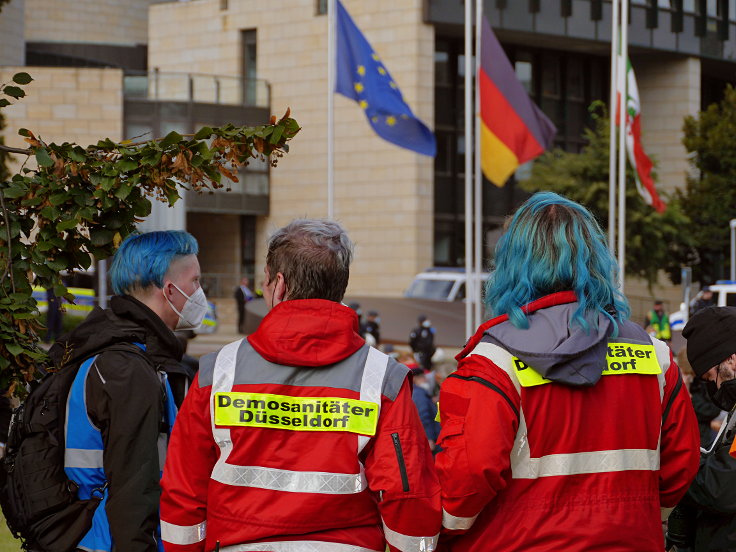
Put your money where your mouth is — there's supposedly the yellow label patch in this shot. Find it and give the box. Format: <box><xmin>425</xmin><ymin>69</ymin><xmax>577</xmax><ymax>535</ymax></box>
<box><xmin>512</xmin><ymin>343</ymin><xmax>661</xmax><ymax>387</ymax></box>
<box><xmin>214</xmin><ymin>392</ymin><xmax>379</xmax><ymax>436</ymax></box>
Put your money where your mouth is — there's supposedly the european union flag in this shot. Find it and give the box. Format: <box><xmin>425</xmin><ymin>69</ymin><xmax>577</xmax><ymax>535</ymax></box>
<box><xmin>335</xmin><ymin>0</ymin><xmax>436</xmax><ymax>156</ymax></box>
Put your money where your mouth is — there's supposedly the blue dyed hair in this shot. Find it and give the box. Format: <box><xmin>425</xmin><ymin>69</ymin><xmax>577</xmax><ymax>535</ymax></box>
<box><xmin>110</xmin><ymin>231</ymin><xmax>199</xmax><ymax>295</ymax></box>
<box><xmin>484</xmin><ymin>191</ymin><xmax>629</xmax><ymax>334</ymax></box>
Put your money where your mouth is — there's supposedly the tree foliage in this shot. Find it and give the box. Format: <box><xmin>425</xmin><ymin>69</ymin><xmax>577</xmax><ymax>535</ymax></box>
<box><xmin>0</xmin><ymin>72</ymin><xmax>300</xmax><ymax>396</ymax></box>
<box><xmin>519</xmin><ymin>104</ymin><xmax>690</xmax><ymax>285</ymax></box>
<box><xmin>674</xmin><ymin>84</ymin><xmax>736</xmax><ymax>284</ymax></box>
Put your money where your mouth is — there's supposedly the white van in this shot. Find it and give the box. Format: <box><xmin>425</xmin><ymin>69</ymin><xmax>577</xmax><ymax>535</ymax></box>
<box><xmin>404</xmin><ymin>268</ymin><xmax>489</xmax><ymax>302</ymax></box>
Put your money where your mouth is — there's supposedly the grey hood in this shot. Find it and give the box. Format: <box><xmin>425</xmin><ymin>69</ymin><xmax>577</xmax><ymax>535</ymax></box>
<box><xmin>484</xmin><ymin>302</ymin><xmax>614</xmax><ymax>387</ymax></box>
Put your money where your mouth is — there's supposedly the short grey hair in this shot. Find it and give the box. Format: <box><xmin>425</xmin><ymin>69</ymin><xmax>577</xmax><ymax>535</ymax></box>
<box><xmin>266</xmin><ymin>219</ymin><xmax>354</xmax><ymax>302</ymax></box>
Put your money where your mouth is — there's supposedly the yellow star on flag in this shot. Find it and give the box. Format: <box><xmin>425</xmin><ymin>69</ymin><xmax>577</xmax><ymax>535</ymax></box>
<box><xmin>371</xmin><ymin>116</ymin><xmax>378</xmax><ymax>123</ymax></box>
<box><xmin>354</xmin><ymin>82</ymin><xmax>364</xmax><ymax>93</ymax></box>
<box><xmin>377</xmin><ymin>66</ymin><xmax>386</xmax><ymax>76</ymax></box>
<box><xmin>386</xmin><ymin>116</ymin><xmax>396</xmax><ymax>126</ymax></box>
<box><xmin>359</xmin><ymin>100</ymin><xmax>369</xmax><ymax>110</ymax></box>
<box><xmin>389</xmin><ymin>81</ymin><xmax>397</xmax><ymax>89</ymax></box>
<box><xmin>357</xmin><ymin>65</ymin><xmax>366</xmax><ymax>76</ymax></box>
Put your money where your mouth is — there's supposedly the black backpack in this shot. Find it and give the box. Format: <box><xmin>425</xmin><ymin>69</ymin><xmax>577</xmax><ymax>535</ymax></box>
<box><xmin>0</xmin><ymin>343</ymin><xmax>152</xmax><ymax>552</ymax></box>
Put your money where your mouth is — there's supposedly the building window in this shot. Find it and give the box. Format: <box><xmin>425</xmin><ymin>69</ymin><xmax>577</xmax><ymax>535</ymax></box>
<box><xmin>316</xmin><ymin>0</ymin><xmax>327</xmax><ymax>15</ymax></box>
<box><xmin>220</xmin><ymin>0</ymin><xmax>228</xmax><ymax>10</ymax></box>
<box><xmin>241</xmin><ymin>30</ymin><xmax>257</xmax><ymax>105</ymax></box>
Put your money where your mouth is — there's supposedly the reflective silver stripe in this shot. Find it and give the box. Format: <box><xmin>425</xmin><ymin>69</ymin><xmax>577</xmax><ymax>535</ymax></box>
<box><xmin>441</xmin><ymin>508</ymin><xmax>478</xmax><ymax>531</ymax></box>
<box><xmin>160</xmin><ymin>519</ymin><xmax>206</xmax><ymax>545</ymax></box>
<box><xmin>211</xmin><ymin>339</ymin><xmax>244</xmax><ymax>471</ymax></box>
<box><xmin>518</xmin><ymin>447</ymin><xmax>660</xmax><ymax>478</ymax></box>
<box><xmin>470</xmin><ymin>341</ymin><xmax>661</xmax><ymax>480</ymax></box>
<box><xmin>64</xmin><ymin>448</ymin><xmax>104</xmax><ymax>469</ymax></box>
<box><xmin>358</xmin><ymin>347</ymin><xmax>389</xmax><ymax>454</ymax></box>
<box><xmin>382</xmin><ymin>523</ymin><xmax>438</xmax><ymax>552</ymax></box>
<box><xmin>221</xmin><ymin>541</ymin><xmax>380</xmax><ymax>552</ymax></box>
<box><xmin>211</xmin><ymin>464</ymin><xmax>367</xmax><ymax>494</ymax></box>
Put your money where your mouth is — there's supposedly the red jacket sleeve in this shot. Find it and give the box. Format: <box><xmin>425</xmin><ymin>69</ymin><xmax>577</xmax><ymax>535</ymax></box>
<box><xmin>435</xmin><ymin>355</ymin><xmax>520</xmax><ymax>533</ymax></box>
<box><xmin>363</xmin><ymin>378</ymin><xmax>442</xmax><ymax>552</ymax></box>
<box><xmin>160</xmin><ymin>374</ymin><xmax>217</xmax><ymax>552</ymax></box>
<box><xmin>659</xmin><ymin>353</ymin><xmax>700</xmax><ymax>507</ymax></box>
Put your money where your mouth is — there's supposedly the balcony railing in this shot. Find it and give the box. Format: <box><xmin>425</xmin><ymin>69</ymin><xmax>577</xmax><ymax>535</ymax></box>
<box><xmin>123</xmin><ymin>70</ymin><xmax>270</xmax><ymax>108</ymax></box>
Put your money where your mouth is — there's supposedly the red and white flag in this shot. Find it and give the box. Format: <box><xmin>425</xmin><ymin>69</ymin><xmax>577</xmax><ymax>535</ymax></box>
<box><xmin>618</xmin><ymin>57</ymin><xmax>666</xmax><ymax>213</ymax></box>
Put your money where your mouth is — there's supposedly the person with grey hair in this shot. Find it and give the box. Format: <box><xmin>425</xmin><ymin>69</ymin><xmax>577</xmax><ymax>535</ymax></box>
<box><xmin>161</xmin><ymin>219</ymin><xmax>441</xmax><ymax>552</ymax></box>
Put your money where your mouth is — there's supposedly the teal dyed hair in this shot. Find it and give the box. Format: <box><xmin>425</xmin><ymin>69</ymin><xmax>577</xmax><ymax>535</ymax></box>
<box><xmin>484</xmin><ymin>191</ymin><xmax>629</xmax><ymax>333</ymax></box>
<box><xmin>110</xmin><ymin>231</ymin><xmax>199</xmax><ymax>295</ymax></box>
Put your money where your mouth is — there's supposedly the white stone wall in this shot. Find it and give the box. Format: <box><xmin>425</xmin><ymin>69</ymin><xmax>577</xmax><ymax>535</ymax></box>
<box><xmin>149</xmin><ymin>0</ymin><xmax>434</xmax><ymax>297</ymax></box>
<box><xmin>24</xmin><ymin>0</ymin><xmax>167</xmax><ymax>45</ymax></box>
<box><xmin>0</xmin><ymin>0</ymin><xmax>25</xmax><ymax>66</ymax></box>
<box><xmin>0</xmin><ymin>67</ymin><xmax>123</xmax><ymax>175</ymax></box>
<box><xmin>635</xmin><ymin>55</ymin><xmax>701</xmax><ymax>195</ymax></box>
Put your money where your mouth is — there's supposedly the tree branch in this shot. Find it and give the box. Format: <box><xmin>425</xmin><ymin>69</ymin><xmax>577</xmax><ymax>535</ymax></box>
<box><xmin>0</xmin><ymin>189</ymin><xmax>15</xmax><ymax>293</ymax></box>
<box><xmin>0</xmin><ymin>144</ymin><xmax>31</xmax><ymax>155</ymax></box>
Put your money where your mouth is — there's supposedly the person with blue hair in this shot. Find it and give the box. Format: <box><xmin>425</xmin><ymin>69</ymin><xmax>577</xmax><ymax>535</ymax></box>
<box><xmin>48</xmin><ymin>230</ymin><xmax>207</xmax><ymax>552</ymax></box>
<box><xmin>436</xmin><ymin>192</ymin><xmax>700</xmax><ymax>551</ymax></box>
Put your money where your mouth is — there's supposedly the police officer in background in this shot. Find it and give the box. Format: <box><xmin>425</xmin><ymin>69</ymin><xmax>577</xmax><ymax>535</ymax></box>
<box><xmin>409</xmin><ymin>315</ymin><xmax>436</xmax><ymax>372</ymax></box>
<box><xmin>161</xmin><ymin>219</ymin><xmax>441</xmax><ymax>552</ymax></box>
<box><xmin>667</xmin><ymin>306</ymin><xmax>736</xmax><ymax>551</ymax></box>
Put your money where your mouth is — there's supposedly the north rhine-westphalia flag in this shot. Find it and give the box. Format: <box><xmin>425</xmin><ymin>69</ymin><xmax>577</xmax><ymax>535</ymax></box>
<box><xmin>479</xmin><ymin>16</ymin><xmax>556</xmax><ymax>187</ymax></box>
<box><xmin>618</xmin><ymin>57</ymin><xmax>666</xmax><ymax>213</ymax></box>
<box><xmin>335</xmin><ymin>0</ymin><xmax>436</xmax><ymax>156</ymax></box>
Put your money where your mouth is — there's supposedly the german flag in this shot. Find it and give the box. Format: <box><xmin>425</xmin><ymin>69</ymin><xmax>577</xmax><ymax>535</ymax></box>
<box><xmin>479</xmin><ymin>17</ymin><xmax>556</xmax><ymax>187</ymax></box>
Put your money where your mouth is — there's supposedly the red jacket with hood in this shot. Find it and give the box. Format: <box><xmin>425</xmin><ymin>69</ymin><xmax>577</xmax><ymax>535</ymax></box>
<box><xmin>436</xmin><ymin>292</ymin><xmax>700</xmax><ymax>552</ymax></box>
<box><xmin>160</xmin><ymin>299</ymin><xmax>441</xmax><ymax>552</ymax></box>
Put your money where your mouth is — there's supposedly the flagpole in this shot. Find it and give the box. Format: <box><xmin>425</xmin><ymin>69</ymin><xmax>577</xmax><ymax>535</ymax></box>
<box><xmin>327</xmin><ymin>0</ymin><xmax>336</xmax><ymax>219</ymax></box>
<box><xmin>608</xmin><ymin>0</ymin><xmax>619</xmax><ymax>253</ymax></box>
<box><xmin>473</xmin><ymin>0</ymin><xmax>483</xmax><ymax>329</ymax></box>
<box><xmin>617</xmin><ymin>0</ymin><xmax>628</xmax><ymax>291</ymax></box>
<box><xmin>464</xmin><ymin>0</ymin><xmax>474</xmax><ymax>338</ymax></box>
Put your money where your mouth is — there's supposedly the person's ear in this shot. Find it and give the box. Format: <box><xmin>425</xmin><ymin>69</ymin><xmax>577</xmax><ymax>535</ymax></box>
<box><xmin>274</xmin><ymin>272</ymin><xmax>288</xmax><ymax>302</ymax></box>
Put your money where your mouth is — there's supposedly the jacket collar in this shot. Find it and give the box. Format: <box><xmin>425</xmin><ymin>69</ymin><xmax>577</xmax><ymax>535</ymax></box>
<box><xmin>457</xmin><ymin>291</ymin><xmax>578</xmax><ymax>360</ymax></box>
<box><xmin>248</xmin><ymin>299</ymin><xmax>365</xmax><ymax>367</ymax></box>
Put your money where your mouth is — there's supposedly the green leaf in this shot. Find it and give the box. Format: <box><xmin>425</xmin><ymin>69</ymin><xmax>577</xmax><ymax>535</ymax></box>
<box><xmin>17</xmin><ymin>128</ymin><xmax>30</xmax><ymax>137</ymax></box>
<box><xmin>56</xmin><ymin>219</ymin><xmax>79</xmax><ymax>231</ymax></box>
<box><xmin>160</xmin><ymin>131</ymin><xmax>183</xmax><ymax>149</ymax></box>
<box><xmin>100</xmin><ymin>177</ymin><xmax>116</xmax><ymax>191</ymax></box>
<box><xmin>141</xmin><ymin>151</ymin><xmax>163</xmax><ymax>166</ymax></box>
<box><xmin>12</xmin><ymin>72</ymin><xmax>33</xmax><ymax>85</ymax></box>
<box><xmin>194</xmin><ymin>126</ymin><xmax>214</xmax><ymax>140</ymax></box>
<box><xmin>47</xmin><ymin>258</ymin><xmax>67</xmax><ymax>272</ymax></box>
<box><xmin>48</xmin><ymin>192</ymin><xmax>69</xmax><ymax>206</ymax></box>
<box><xmin>114</xmin><ymin>183</ymin><xmax>133</xmax><ymax>200</ymax></box>
<box><xmin>3</xmin><ymin>86</ymin><xmax>25</xmax><ymax>99</ymax></box>
<box><xmin>5</xmin><ymin>343</ymin><xmax>23</xmax><ymax>357</ymax></box>
<box><xmin>0</xmin><ymin>99</ymin><xmax>10</xmax><ymax>108</ymax></box>
<box><xmin>69</xmin><ymin>147</ymin><xmax>86</xmax><ymax>162</ymax></box>
<box><xmin>35</xmin><ymin>148</ymin><xmax>55</xmax><ymax>167</ymax></box>
<box><xmin>269</xmin><ymin>125</ymin><xmax>284</xmax><ymax>145</ymax></box>
<box><xmin>133</xmin><ymin>198</ymin><xmax>152</xmax><ymax>218</ymax></box>
<box><xmin>116</xmin><ymin>158</ymin><xmax>138</xmax><ymax>172</ymax></box>
<box><xmin>1</xmin><ymin>183</ymin><xmax>28</xmax><ymax>198</ymax></box>
<box><xmin>90</xmin><ymin>229</ymin><xmax>114</xmax><ymax>246</ymax></box>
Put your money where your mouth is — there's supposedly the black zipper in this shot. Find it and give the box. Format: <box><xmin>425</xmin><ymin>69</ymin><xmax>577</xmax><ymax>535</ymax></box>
<box><xmin>391</xmin><ymin>432</ymin><xmax>410</xmax><ymax>492</ymax></box>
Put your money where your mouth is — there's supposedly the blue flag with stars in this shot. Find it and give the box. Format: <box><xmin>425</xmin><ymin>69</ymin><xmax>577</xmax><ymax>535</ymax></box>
<box><xmin>335</xmin><ymin>0</ymin><xmax>436</xmax><ymax>156</ymax></box>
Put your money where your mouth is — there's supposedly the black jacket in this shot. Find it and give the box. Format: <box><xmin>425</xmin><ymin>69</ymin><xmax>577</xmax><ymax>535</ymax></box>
<box><xmin>683</xmin><ymin>410</ymin><xmax>736</xmax><ymax>552</ymax></box>
<box><xmin>49</xmin><ymin>295</ymin><xmax>183</xmax><ymax>552</ymax></box>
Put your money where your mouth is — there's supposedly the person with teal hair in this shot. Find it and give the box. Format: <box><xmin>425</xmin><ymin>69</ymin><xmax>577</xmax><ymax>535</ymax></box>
<box><xmin>48</xmin><ymin>230</ymin><xmax>208</xmax><ymax>552</ymax></box>
<box><xmin>436</xmin><ymin>192</ymin><xmax>700</xmax><ymax>551</ymax></box>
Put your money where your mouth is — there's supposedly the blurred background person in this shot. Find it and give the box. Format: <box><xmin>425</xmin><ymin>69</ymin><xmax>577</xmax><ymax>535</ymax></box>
<box><xmin>409</xmin><ymin>314</ymin><xmax>436</xmax><ymax>372</ymax></box>
<box><xmin>234</xmin><ymin>276</ymin><xmax>254</xmax><ymax>335</ymax></box>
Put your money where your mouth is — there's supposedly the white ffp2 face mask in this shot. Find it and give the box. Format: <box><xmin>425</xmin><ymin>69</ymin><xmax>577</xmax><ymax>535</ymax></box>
<box><xmin>164</xmin><ymin>283</ymin><xmax>209</xmax><ymax>331</ymax></box>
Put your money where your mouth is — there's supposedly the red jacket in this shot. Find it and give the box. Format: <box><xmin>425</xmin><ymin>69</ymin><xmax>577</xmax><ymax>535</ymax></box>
<box><xmin>436</xmin><ymin>292</ymin><xmax>700</xmax><ymax>552</ymax></box>
<box><xmin>161</xmin><ymin>299</ymin><xmax>441</xmax><ymax>552</ymax></box>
